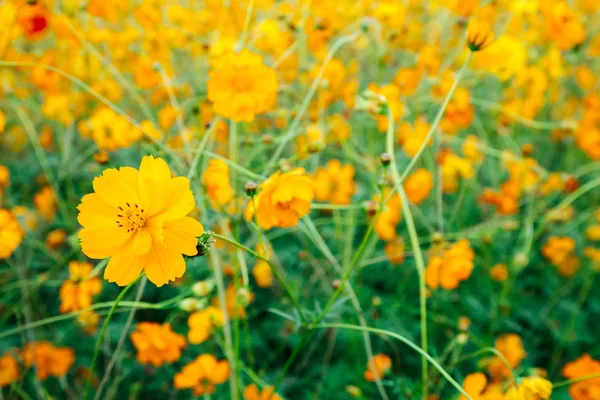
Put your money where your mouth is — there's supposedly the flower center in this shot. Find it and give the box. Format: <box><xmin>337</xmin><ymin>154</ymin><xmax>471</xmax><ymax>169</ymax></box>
<box><xmin>115</xmin><ymin>203</ymin><xmax>147</xmax><ymax>233</ymax></box>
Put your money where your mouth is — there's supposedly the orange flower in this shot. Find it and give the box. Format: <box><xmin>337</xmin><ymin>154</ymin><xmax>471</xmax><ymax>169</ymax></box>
<box><xmin>33</xmin><ymin>185</ymin><xmax>56</xmax><ymax>221</ymax></box>
<box><xmin>18</xmin><ymin>3</ymin><xmax>50</xmax><ymax>41</ymax></box>
<box><xmin>562</xmin><ymin>354</ymin><xmax>600</xmax><ymax>400</ymax></box>
<box><xmin>187</xmin><ymin>306</ymin><xmax>224</xmax><ymax>344</ymax></box>
<box><xmin>490</xmin><ymin>264</ymin><xmax>508</xmax><ymax>282</ymax></box>
<box><xmin>543</xmin><ymin>2</ymin><xmax>585</xmax><ymax>50</ymax></box>
<box><xmin>396</xmin><ymin>117</ymin><xmax>432</xmax><ymax>157</ymax></box>
<box><xmin>0</xmin><ymin>209</ymin><xmax>24</xmax><ymax>259</ymax></box>
<box><xmin>59</xmin><ymin>261</ymin><xmax>102</xmax><ymax>313</ymax></box>
<box><xmin>404</xmin><ymin>168</ymin><xmax>434</xmax><ymax>205</ymax></box>
<box><xmin>384</xmin><ymin>237</ymin><xmax>405</xmax><ymax>265</ymax></box>
<box><xmin>77</xmin><ymin>156</ymin><xmax>204</xmax><ymax>287</ymax></box>
<box><xmin>487</xmin><ymin>334</ymin><xmax>526</xmax><ymax>380</ymax></box>
<box><xmin>313</xmin><ymin>160</ymin><xmax>356</xmax><ymax>205</ymax></box>
<box><xmin>459</xmin><ymin>373</ymin><xmax>503</xmax><ymax>400</ymax></box>
<box><xmin>542</xmin><ymin>236</ymin><xmax>576</xmax><ymax>265</ymax></box>
<box><xmin>425</xmin><ymin>240</ymin><xmax>475</xmax><ymax>290</ymax></box>
<box><xmin>130</xmin><ymin>322</ymin><xmax>186</xmax><ymax>367</ymax></box>
<box><xmin>253</xmin><ymin>260</ymin><xmax>273</xmax><ymax>288</ymax></box>
<box><xmin>244</xmin><ymin>168</ymin><xmax>314</xmax><ymax>230</ymax></box>
<box><xmin>46</xmin><ymin>228</ymin><xmax>67</xmax><ymax>249</ymax></box>
<box><xmin>174</xmin><ymin>354</ymin><xmax>230</xmax><ymax>396</ymax></box>
<box><xmin>0</xmin><ymin>352</ymin><xmax>19</xmax><ymax>387</ymax></box>
<box><xmin>202</xmin><ymin>159</ymin><xmax>234</xmax><ymax>207</ymax></box>
<box><xmin>207</xmin><ymin>50</ymin><xmax>278</xmax><ymax>122</ymax></box>
<box><xmin>364</xmin><ymin>353</ymin><xmax>392</xmax><ymax>382</ymax></box>
<box><xmin>22</xmin><ymin>341</ymin><xmax>75</xmax><ymax>380</ymax></box>
<box><xmin>243</xmin><ymin>384</ymin><xmax>282</xmax><ymax>400</ymax></box>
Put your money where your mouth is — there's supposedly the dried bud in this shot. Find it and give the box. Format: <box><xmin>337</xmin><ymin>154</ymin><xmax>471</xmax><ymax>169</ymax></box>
<box><xmin>380</xmin><ymin>153</ymin><xmax>391</xmax><ymax>167</ymax></box>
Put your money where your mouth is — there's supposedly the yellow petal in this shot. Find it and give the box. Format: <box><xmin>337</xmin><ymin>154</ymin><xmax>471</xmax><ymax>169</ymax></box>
<box><xmin>104</xmin><ymin>252</ymin><xmax>144</xmax><ymax>286</ymax></box>
<box><xmin>77</xmin><ymin>193</ymin><xmax>115</xmax><ymax>228</ymax></box>
<box><xmin>92</xmin><ymin>167</ymin><xmax>141</xmax><ymax>208</ymax></box>
<box><xmin>79</xmin><ymin>226</ymin><xmax>132</xmax><ymax>259</ymax></box>
<box><xmin>162</xmin><ymin>217</ymin><xmax>204</xmax><ymax>256</ymax></box>
<box><xmin>132</xmin><ymin>229</ymin><xmax>152</xmax><ymax>255</ymax></box>
<box><xmin>152</xmin><ymin>177</ymin><xmax>195</xmax><ymax>221</ymax></box>
<box><xmin>143</xmin><ymin>240</ymin><xmax>186</xmax><ymax>287</ymax></box>
<box><xmin>139</xmin><ymin>155</ymin><xmax>171</xmax><ymax>181</ymax></box>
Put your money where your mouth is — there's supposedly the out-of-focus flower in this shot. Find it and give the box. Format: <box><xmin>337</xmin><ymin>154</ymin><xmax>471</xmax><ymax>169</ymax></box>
<box><xmin>22</xmin><ymin>342</ymin><xmax>75</xmax><ymax>380</ymax></box>
<box><xmin>505</xmin><ymin>376</ymin><xmax>552</xmax><ymax>400</ymax></box>
<box><xmin>187</xmin><ymin>306</ymin><xmax>224</xmax><ymax>344</ymax></box>
<box><xmin>466</xmin><ymin>19</ymin><xmax>495</xmax><ymax>51</ymax></box>
<box><xmin>404</xmin><ymin>168</ymin><xmax>434</xmax><ymax>205</ymax></box>
<box><xmin>203</xmin><ymin>159</ymin><xmax>234</xmax><ymax>208</ymax></box>
<box><xmin>562</xmin><ymin>354</ymin><xmax>600</xmax><ymax>399</ymax></box>
<box><xmin>0</xmin><ymin>352</ymin><xmax>19</xmax><ymax>387</ymax></box>
<box><xmin>243</xmin><ymin>384</ymin><xmax>282</xmax><ymax>400</ymax></box>
<box><xmin>459</xmin><ymin>372</ymin><xmax>503</xmax><ymax>400</ymax></box>
<box><xmin>313</xmin><ymin>160</ymin><xmax>356</xmax><ymax>205</ymax></box>
<box><xmin>244</xmin><ymin>168</ymin><xmax>314</xmax><ymax>230</ymax></box>
<box><xmin>487</xmin><ymin>334</ymin><xmax>526</xmax><ymax>380</ymax></box>
<box><xmin>34</xmin><ymin>185</ymin><xmax>56</xmax><ymax>221</ymax></box>
<box><xmin>59</xmin><ymin>261</ymin><xmax>102</xmax><ymax>313</ymax></box>
<box><xmin>130</xmin><ymin>322</ymin><xmax>186</xmax><ymax>367</ymax></box>
<box><xmin>207</xmin><ymin>50</ymin><xmax>277</xmax><ymax>122</ymax></box>
<box><xmin>364</xmin><ymin>354</ymin><xmax>392</xmax><ymax>382</ymax></box>
<box><xmin>425</xmin><ymin>239</ymin><xmax>475</xmax><ymax>290</ymax></box>
<box><xmin>0</xmin><ymin>209</ymin><xmax>24</xmax><ymax>259</ymax></box>
<box><xmin>174</xmin><ymin>354</ymin><xmax>230</xmax><ymax>396</ymax></box>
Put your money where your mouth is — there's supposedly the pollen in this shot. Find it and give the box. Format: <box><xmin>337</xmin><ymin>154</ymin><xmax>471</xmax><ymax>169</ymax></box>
<box><xmin>115</xmin><ymin>203</ymin><xmax>147</xmax><ymax>233</ymax></box>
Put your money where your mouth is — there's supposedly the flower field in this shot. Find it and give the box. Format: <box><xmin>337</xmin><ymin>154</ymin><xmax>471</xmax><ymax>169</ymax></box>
<box><xmin>1</xmin><ymin>0</ymin><xmax>600</xmax><ymax>399</ymax></box>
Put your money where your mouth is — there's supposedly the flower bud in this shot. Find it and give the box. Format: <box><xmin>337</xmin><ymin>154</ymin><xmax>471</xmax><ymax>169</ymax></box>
<box><xmin>244</xmin><ymin>181</ymin><xmax>258</xmax><ymax>197</ymax></box>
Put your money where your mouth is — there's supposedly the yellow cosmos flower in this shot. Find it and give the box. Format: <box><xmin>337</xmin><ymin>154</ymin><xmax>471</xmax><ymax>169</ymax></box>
<box><xmin>202</xmin><ymin>159</ymin><xmax>234</xmax><ymax>208</ymax></box>
<box><xmin>187</xmin><ymin>306</ymin><xmax>224</xmax><ymax>344</ymax></box>
<box><xmin>244</xmin><ymin>168</ymin><xmax>314</xmax><ymax>230</ymax></box>
<box><xmin>207</xmin><ymin>50</ymin><xmax>278</xmax><ymax>122</ymax></box>
<box><xmin>0</xmin><ymin>209</ymin><xmax>24</xmax><ymax>259</ymax></box>
<box><xmin>77</xmin><ymin>156</ymin><xmax>204</xmax><ymax>287</ymax></box>
<box><xmin>313</xmin><ymin>159</ymin><xmax>356</xmax><ymax>205</ymax></box>
<box><xmin>425</xmin><ymin>239</ymin><xmax>475</xmax><ymax>290</ymax></box>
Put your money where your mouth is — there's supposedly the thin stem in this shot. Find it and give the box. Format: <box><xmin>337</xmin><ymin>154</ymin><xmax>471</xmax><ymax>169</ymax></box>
<box><xmin>553</xmin><ymin>373</ymin><xmax>600</xmax><ymax>389</ymax></box>
<box><xmin>211</xmin><ymin>233</ymin><xmax>305</xmax><ymax>322</ymax></box>
<box><xmin>263</xmin><ymin>30</ymin><xmax>361</xmax><ymax>174</ymax></box>
<box><xmin>314</xmin><ymin>323</ymin><xmax>473</xmax><ymax>400</ymax></box>
<box><xmin>93</xmin><ymin>277</ymin><xmax>148</xmax><ymax>400</ymax></box>
<box><xmin>399</xmin><ymin>51</ymin><xmax>473</xmax><ymax>183</ymax></box>
<box><xmin>84</xmin><ymin>275</ymin><xmax>142</xmax><ymax>399</ymax></box>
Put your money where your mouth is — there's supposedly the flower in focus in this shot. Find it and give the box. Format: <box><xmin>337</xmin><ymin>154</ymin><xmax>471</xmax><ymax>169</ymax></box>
<box><xmin>505</xmin><ymin>377</ymin><xmax>552</xmax><ymax>400</ymax></box>
<box><xmin>364</xmin><ymin>353</ymin><xmax>392</xmax><ymax>382</ymax></box>
<box><xmin>425</xmin><ymin>239</ymin><xmax>475</xmax><ymax>290</ymax></box>
<box><xmin>77</xmin><ymin>156</ymin><xmax>204</xmax><ymax>287</ymax></box>
<box><xmin>174</xmin><ymin>354</ymin><xmax>230</xmax><ymax>396</ymax></box>
<box><xmin>244</xmin><ymin>168</ymin><xmax>314</xmax><ymax>230</ymax></box>
<box><xmin>404</xmin><ymin>168</ymin><xmax>434</xmax><ymax>205</ymax></box>
<box><xmin>130</xmin><ymin>322</ymin><xmax>186</xmax><ymax>367</ymax></box>
<box><xmin>466</xmin><ymin>18</ymin><xmax>495</xmax><ymax>51</ymax></box>
<box><xmin>59</xmin><ymin>261</ymin><xmax>102</xmax><ymax>313</ymax></box>
<box><xmin>487</xmin><ymin>334</ymin><xmax>526</xmax><ymax>380</ymax></box>
<box><xmin>202</xmin><ymin>159</ymin><xmax>234</xmax><ymax>208</ymax></box>
<box><xmin>0</xmin><ymin>352</ymin><xmax>19</xmax><ymax>387</ymax></box>
<box><xmin>207</xmin><ymin>50</ymin><xmax>278</xmax><ymax>122</ymax></box>
<box><xmin>562</xmin><ymin>354</ymin><xmax>600</xmax><ymax>399</ymax></box>
<box><xmin>243</xmin><ymin>384</ymin><xmax>282</xmax><ymax>400</ymax></box>
<box><xmin>22</xmin><ymin>342</ymin><xmax>75</xmax><ymax>380</ymax></box>
<box><xmin>313</xmin><ymin>159</ymin><xmax>356</xmax><ymax>205</ymax></box>
<box><xmin>187</xmin><ymin>306</ymin><xmax>224</xmax><ymax>344</ymax></box>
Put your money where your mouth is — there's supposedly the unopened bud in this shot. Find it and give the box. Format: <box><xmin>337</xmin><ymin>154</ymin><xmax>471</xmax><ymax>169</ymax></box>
<box><xmin>380</xmin><ymin>153</ymin><xmax>391</xmax><ymax>167</ymax></box>
<box><xmin>244</xmin><ymin>181</ymin><xmax>258</xmax><ymax>197</ymax></box>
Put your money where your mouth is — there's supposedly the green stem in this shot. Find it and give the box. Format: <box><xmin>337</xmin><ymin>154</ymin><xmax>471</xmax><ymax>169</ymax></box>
<box><xmin>553</xmin><ymin>372</ymin><xmax>600</xmax><ymax>389</ymax></box>
<box><xmin>211</xmin><ymin>232</ymin><xmax>305</xmax><ymax>323</ymax></box>
<box><xmin>84</xmin><ymin>275</ymin><xmax>141</xmax><ymax>399</ymax></box>
<box><xmin>314</xmin><ymin>323</ymin><xmax>473</xmax><ymax>400</ymax></box>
